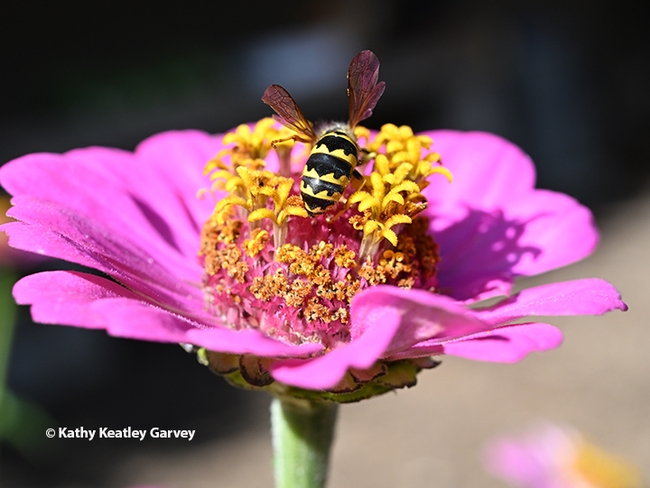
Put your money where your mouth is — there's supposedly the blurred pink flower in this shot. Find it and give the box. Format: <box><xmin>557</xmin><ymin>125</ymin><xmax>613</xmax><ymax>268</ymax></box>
<box><xmin>483</xmin><ymin>423</ymin><xmax>642</xmax><ymax>488</ymax></box>
<box><xmin>0</xmin><ymin>121</ymin><xmax>626</xmax><ymax>395</ymax></box>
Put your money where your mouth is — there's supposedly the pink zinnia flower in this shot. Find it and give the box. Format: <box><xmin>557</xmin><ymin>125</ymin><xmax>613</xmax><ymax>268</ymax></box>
<box><xmin>483</xmin><ymin>423</ymin><xmax>643</xmax><ymax>488</ymax></box>
<box><xmin>0</xmin><ymin>118</ymin><xmax>626</xmax><ymax>399</ymax></box>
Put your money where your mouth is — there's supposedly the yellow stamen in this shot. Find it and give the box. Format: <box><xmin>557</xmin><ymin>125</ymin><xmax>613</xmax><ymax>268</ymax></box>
<box><xmin>347</xmin><ymin>124</ymin><xmax>452</xmax><ymax>256</ymax></box>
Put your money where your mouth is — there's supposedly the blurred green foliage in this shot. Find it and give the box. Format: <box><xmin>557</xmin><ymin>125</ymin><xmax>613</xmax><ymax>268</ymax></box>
<box><xmin>0</xmin><ymin>271</ymin><xmax>55</xmax><ymax>459</ymax></box>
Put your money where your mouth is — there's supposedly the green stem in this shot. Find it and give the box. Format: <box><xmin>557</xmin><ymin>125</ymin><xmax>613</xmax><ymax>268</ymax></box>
<box><xmin>271</xmin><ymin>396</ymin><xmax>339</xmax><ymax>488</ymax></box>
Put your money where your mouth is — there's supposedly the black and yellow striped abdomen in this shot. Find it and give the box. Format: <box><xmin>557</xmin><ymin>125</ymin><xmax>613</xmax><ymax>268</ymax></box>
<box><xmin>300</xmin><ymin>129</ymin><xmax>359</xmax><ymax>215</ymax></box>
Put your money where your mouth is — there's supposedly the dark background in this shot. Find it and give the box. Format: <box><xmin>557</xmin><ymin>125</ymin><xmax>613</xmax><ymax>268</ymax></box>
<box><xmin>1</xmin><ymin>1</ymin><xmax>648</xmax><ymax>486</ymax></box>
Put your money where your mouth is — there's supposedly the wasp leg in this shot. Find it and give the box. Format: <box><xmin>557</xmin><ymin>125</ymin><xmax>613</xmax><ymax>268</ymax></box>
<box><xmin>358</xmin><ymin>149</ymin><xmax>376</xmax><ymax>165</ymax></box>
<box><xmin>271</xmin><ymin>134</ymin><xmax>311</xmax><ymax>147</ymax></box>
<box><xmin>327</xmin><ymin>170</ymin><xmax>366</xmax><ymax>223</ymax></box>
<box><xmin>350</xmin><ymin>169</ymin><xmax>366</xmax><ymax>192</ymax></box>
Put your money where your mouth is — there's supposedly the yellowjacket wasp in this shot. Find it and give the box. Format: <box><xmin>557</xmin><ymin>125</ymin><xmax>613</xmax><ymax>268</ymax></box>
<box><xmin>262</xmin><ymin>50</ymin><xmax>386</xmax><ymax>215</ymax></box>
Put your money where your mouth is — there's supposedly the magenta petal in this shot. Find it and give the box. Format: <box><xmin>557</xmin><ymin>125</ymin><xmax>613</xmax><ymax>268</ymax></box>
<box><xmin>15</xmin><ymin>270</ymin><xmax>320</xmax><ymax>358</ymax></box>
<box><xmin>504</xmin><ymin>190</ymin><xmax>598</xmax><ymax>277</ymax></box>
<box><xmin>421</xmin><ymin>130</ymin><xmax>600</xmax><ymax>300</ymax></box>
<box><xmin>386</xmin><ymin>278</ymin><xmax>624</xmax><ymax>362</ymax></box>
<box><xmin>13</xmin><ymin>270</ymin><xmax>142</xmax><ymax>329</ymax></box>
<box><xmin>422</xmin><ymin>131</ymin><xmax>535</xmax><ymax>216</ymax></box>
<box><xmin>1</xmin><ymin>131</ymin><xmax>220</xmax><ymax>234</ymax></box>
<box><xmin>14</xmin><ymin>271</ymin><xmax>200</xmax><ymax>342</ymax></box>
<box><xmin>269</xmin><ymin>307</ymin><xmax>403</xmax><ymax>389</ymax></box>
<box><xmin>0</xmin><ymin>131</ymin><xmax>221</xmax><ymax>281</ymax></box>
<box><xmin>351</xmin><ymin>285</ymin><xmax>493</xmax><ymax>356</ymax></box>
<box><xmin>92</xmin><ymin>298</ymin><xmax>201</xmax><ymax>343</ymax></box>
<box><xmin>475</xmin><ymin>278</ymin><xmax>627</xmax><ymax>326</ymax></box>
<box><xmin>441</xmin><ymin>323</ymin><xmax>564</xmax><ymax>362</ymax></box>
<box><xmin>97</xmin><ymin>300</ymin><xmax>320</xmax><ymax>358</ymax></box>
<box><xmin>131</xmin><ymin>130</ymin><xmax>225</xmax><ymax>230</ymax></box>
<box><xmin>186</xmin><ymin>328</ymin><xmax>322</xmax><ymax>358</ymax></box>
<box><xmin>2</xmin><ymin>198</ymin><xmax>210</xmax><ymax>320</ymax></box>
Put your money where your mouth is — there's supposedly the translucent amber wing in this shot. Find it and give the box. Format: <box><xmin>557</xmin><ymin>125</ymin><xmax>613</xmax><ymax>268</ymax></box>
<box><xmin>347</xmin><ymin>50</ymin><xmax>386</xmax><ymax>128</ymax></box>
<box><xmin>262</xmin><ymin>84</ymin><xmax>317</xmax><ymax>142</ymax></box>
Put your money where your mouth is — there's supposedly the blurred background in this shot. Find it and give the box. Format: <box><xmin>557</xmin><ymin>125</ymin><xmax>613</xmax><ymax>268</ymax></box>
<box><xmin>1</xmin><ymin>0</ymin><xmax>648</xmax><ymax>486</ymax></box>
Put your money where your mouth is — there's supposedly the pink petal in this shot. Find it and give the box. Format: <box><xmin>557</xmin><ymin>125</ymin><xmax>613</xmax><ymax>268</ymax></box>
<box><xmin>14</xmin><ymin>271</ymin><xmax>208</xmax><ymax>342</ymax></box>
<box><xmin>15</xmin><ymin>271</ymin><xmax>320</xmax><ymax>358</ymax></box>
<box><xmin>271</xmin><ymin>284</ymin><xmax>526</xmax><ymax>389</ymax></box>
<box><xmin>351</xmin><ymin>285</ymin><xmax>492</xmax><ymax>355</ymax></box>
<box><xmin>132</xmin><ymin>130</ymin><xmax>226</xmax><ymax>231</ymax></box>
<box><xmin>504</xmin><ymin>190</ymin><xmax>598</xmax><ymax>277</ymax></box>
<box><xmin>0</xmin><ymin>131</ymin><xmax>221</xmax><ymax>281</ymax></box>
<box><xmin>186</xmin><ymin>328</ymin><xmax>322</xmax><ymax>358</ymax></box>
<box><xmin>440</xmin><ymin>323</ymin><xmax>564</xmax><ymax>362</ymax></box>
<box><xmin>3</xmin><ymin>198</ymin><xmax>206</xmax><ymax>315</ymax></box>
<box><xmin>474</xmin><ymin>278</ymin><xmax>628</xmax><ymax>326</ymax></box>
<box><xmin>429</xmin><ymin>208</ymin><xmax>534</xmax><ymax>300</ymax></box>
<box><xmin>99</xmin><ymin>300</ymin><xmax>319</xmax><ymax>357</ymax></box>
<box><xmin>93</xmin><ymin>298</ymin><xmax>318</xmax><ymax>359</ymax></box>
<box><xmin>13</xmin><ymin>270</ymin><xmax>142</xmax><ymax>329</ymax></box>
<box><xmin>423</xmin><ymin>130</ymin><xmax>536</xmax><ymax>221</ymax></box>
<box><xmin>422</xmin><ymin>130</ymin><xmax>599</xmax><ymax>300</ymax></box>
<box><xmin>389</xmin><ymin>278</ymin><xmax>624</xmax><ymax>361</ymax></box>
<box><xmin>269</xmin><ymin>307</ymin><xmax>403</xmax><ymax>389</ymax></box>
<box><xmin>93</xmin><ymin>297</ymin><xmax>202</xmax><ymax>343</ymax></box>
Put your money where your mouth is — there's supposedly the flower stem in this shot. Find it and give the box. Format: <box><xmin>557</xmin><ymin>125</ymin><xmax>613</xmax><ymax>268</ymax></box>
<box><xmin>271</xmin><ymin>396</ymin><xmax>339</xmax><ymax>488</ymax></box>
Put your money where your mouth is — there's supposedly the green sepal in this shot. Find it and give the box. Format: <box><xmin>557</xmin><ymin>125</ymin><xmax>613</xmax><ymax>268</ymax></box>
<box><xmin>278</xmin><ymin>379</ymin><xmax>395</xmax><ymax>404</ymax></box>
<box><xmin>192</xmin><ymin>346</ymin><xmax>442</xmax><ymax>404</ymax></box>
<box><xmin>375</xmin><ymin>358</ymin><xmax>428</xmax><ymax>389</ymax></box>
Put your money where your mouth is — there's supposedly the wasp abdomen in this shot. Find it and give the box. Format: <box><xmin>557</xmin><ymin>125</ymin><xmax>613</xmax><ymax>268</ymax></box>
<box><xmin>305</xmin><ymin>152</ymin><xmax>353</xmax><ymax>179</ymax></box>
<box><xmin>300</xmin><ymin>131</ymin><xmax>359</xmax><ymax>215</ymax></box>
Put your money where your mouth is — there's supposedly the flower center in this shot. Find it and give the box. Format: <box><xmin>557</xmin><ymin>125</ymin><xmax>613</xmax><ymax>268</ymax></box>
<box><xmin>198</xmin><ymin>119</ymin><xmax>451</xmax><ymax>349</ymax></box>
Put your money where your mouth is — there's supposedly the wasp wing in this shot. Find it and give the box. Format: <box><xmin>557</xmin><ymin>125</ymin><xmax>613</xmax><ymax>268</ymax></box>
<box><xmin>347</xmin><ymin>50</ymin><xmax>386</xmax><ymax>128</ymax></box>
<box><xmin>262</xmin><ymin>84</ymin><xmax>317</xmax><ymax>142</ymax></box>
